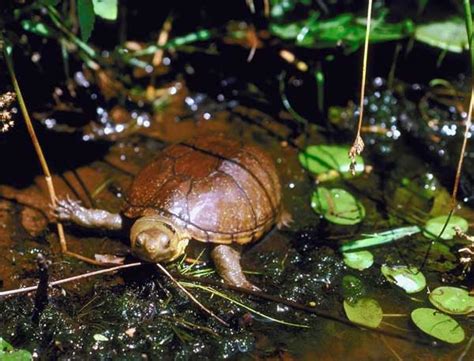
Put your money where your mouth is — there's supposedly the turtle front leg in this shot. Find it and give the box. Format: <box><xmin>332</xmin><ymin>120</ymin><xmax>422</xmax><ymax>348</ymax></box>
<box><xmin>211</xmin><ymin>245</ymin><xmax>259</xmax><ymax>291</ymax></box>
<box><xmin>54</xmin><ymin>197</ymin><xmax>123</xmax><ymax>231</ymax></box>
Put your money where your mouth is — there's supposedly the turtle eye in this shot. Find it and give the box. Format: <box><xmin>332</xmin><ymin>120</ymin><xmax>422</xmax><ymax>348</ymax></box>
<box><xmin>135</xmin><ymin>233</ymin><xmax>146</xmax><ymax>247</ymax></box>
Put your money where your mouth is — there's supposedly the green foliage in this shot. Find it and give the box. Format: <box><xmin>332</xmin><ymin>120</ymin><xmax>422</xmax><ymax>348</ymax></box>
<box><xmin>21</xmin><ymin>20</ymin><xmax>55</xmax><ymax>37</ymax></box>
<box><xmin>342</xmin><ymin>275</ymin><xmax>366</xmax><ymax>303</ymax></box>
<box><xmin>415</xmin><ymin>17</ymin><xmax>468</xmax><ymax>53</ymax></box>
<box><xmin>411</xmin><ymin>308</ymin><xmax>465</xmax><ymax>344</ymax></box>
<box><xmin>93</xmin><ymin>0</ymin><xmax>118</xmax><ymax>21</ymax></box>
<box><xmin>343</xmin><ymin>250</ymin><xmax>374</xmax><ymax>270</ymax></box>
<box><xmin>299</xmin><ymin>145</ymin><xmax>364</xmax><ymax>177</ymax></box>
<box><xmin>343</xmin><ymin>298</ymin><xmax>383</xmax><ymax>328</ymax></box>
<box><xmin>311</xmin><ymin>187</ymin><xmax>365</xmax><ymax>225</ymax></box>
<box><xmin>271</xmin><ymin>13</ymin><xmax>414</xmax><ymax>53</ymax></box>
<box><xmin>77</xmin><ymin>0</ymin><xmax>96</xmax><ymax>42</ymax></box>
<box><xmin>423</xmin><ymin>215</ymin><xmax>468</xmax><ymax>240</ymax></box>
<box><xmin>429</xmin><ymin>286</ymin><xmax>474</xmax><ymax>315</ymax></box>
<box><xmin>381</xmin><ymin>265</ymin><xmax>426</xmax><ymax>294</ymax></box>
<box><xmin>340</xmin><ymin>226</ymin><xmax>421</xmax><ymax>252</ymax></box>
<box><xmin>0</xmin><ymin>338</ymin><xmax>32</xmax><ymax>361</ymax></box>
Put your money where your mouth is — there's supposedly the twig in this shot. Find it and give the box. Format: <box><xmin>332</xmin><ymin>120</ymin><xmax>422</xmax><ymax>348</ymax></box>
<box><xmin>1</xmin><ymin>41</ymin><xmax>68</xmax><ymax>253</ymax></box>
<box><xmin>349</xmin><ymin>0</ymin><xmax>373</xmax><ymax>174</ymax></box>
<box><xmin>155</xmin><ymin>263</ymin><xmax>229</xmax><ymax>327</ymax></box>
<box><xmin>0</xmin><ymin>262</ymin><xmax>142</xmax><ymax>298</ymax></box>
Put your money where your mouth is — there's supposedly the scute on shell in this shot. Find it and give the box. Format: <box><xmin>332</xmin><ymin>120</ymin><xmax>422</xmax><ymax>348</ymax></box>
<box><xmin>123</xmin><ymin>135</ymin><xmax>281</xmax><ymax>244</ymax></box>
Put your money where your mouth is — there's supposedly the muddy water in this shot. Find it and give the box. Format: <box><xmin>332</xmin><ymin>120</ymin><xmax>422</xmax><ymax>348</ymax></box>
<box><xmin>0</xmin><ymin>84</ymin><xmax>473</xmax><ymax>360</ymax></box>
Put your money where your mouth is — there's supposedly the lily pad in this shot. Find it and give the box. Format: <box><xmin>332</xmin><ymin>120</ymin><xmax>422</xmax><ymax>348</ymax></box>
<box><xmin>299</xmin><ymin>145</ymin><xmax>364</xmax><ymax>176</ymax></box>
<box><xmin>0</xmin><ymin>338</ymin><xmax>32</xmax><ymax>361</ymax></box>
<box><xmin>381</xmin><ymin>265</ymin><xmax>426</xmax><ymax>294</ymax></box>
<box><xmin>429</xmin><ymin>287</ymin><xmax>474</xmax><ymax>315</ymax></box>
<box><xmin>423</xmin><ymin>215</ymin><xmax>468</xmax><ymax>240</ymax></box>
<box><xmin>343</xmin><ymin>250</ymin><xmax>374</xmax><ymax>270</ymax></box>
<box><xmin>411</xmin><ymin>308</ymin><xmax>465</xmax><ymax>344</ymax></box>
<box><xmin>343</xmin><ymin>298</ymin><xmax>383</xmax><ymax>328</ymax></box>
<box><xmin>415</xmin><ymin>17</ymin><xmax>468</xmax><ymax>53</ymax></box>
<box><xmin>311</xmin><ymin>187</ymin><xmax>365</xmax><ymax>225</ymax></box>
<box><xmin>342</xmin><ymin>275</ymin><xmax>366</xmax><ymax>303</ymax></box>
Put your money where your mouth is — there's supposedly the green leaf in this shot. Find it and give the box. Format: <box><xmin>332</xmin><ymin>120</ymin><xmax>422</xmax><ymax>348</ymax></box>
<box><xmin>423</xmin><ymin>215</ymin><xmax>468</xmax><ymax>240</ymax></box>
<box><xmin>411</xmin><ymin>308</ymin><xmax>465</xmax><ymax>344</ymax></box>
<box><xmin>299</xmin><ymin>145</ymin><xmax>364</xmax><ymax>176</ymax></box>
<box><xmin>311</xmin><ymin>187</ymin><xmax>365</xmax><ymax>225</ymax></box>
<box><xmin>415</xmin><ymin>17</ymin><xmax>468</xmax><ymax>53</ymax></box>
<box><xmin>0</xmin><ymin>338</ymin><xmax>32</xmax><ymax>361</ymax></box>
<box><xmin>21</xmin><ymin>20</ymin><xmax>54</xmax><ymax>38</ymax></box>
<box><xmin>343</xmin><ymin>298</ymin><xmax>383</xmax><ymax>328</ymax></box>
<box><xmin>340</xmin><ymin>226</ymin><xmax>421</xmax><ymax>252</ymax></box>
<box><xmin>381</xmin><ymin>265</ymin><xmax>426</xmax><ymax>294</ymax></box>
<box><xmin>342</xmin><ymin>275</ymin><xmax>366</xmax><ymax>303</ymax></box>
<box><xmin>429</xmin><ymin>287</ymin><xmax>474</xmax><ymax>315</ymax></box>
<box><xmin>77</xmin><ymin>0</ymin><xmax>96</xmax><ymax>42</ymax></box>
<box><xmin>93</xmin><ymin>0</ymin><xmax>118</xmax><ymax>21</ymax></box>
<box><xmin>93</xmin><ymin>334</ymin><xmax>109</xmax><ymax>342</ymax></box>
<box><xmin>343</xmin><ymin>250</ymin><xmax>374</xmax><ymax>270</ymax></box>
<box><xmin>0</xmin><ymin>337</ymin><xmax>14</xmax><ymax>353</ymax></box>
<box><xmin>0</xmin><ymin>350</ymin><xmax>32</xmax><ymax>361</ymax></box>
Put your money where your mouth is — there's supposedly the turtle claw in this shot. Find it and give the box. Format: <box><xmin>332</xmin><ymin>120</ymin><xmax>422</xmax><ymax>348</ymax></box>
<box><xmin>53</xmin><ymin>197</ymin><xmax>85</xmax><ymax>223</ymax></box>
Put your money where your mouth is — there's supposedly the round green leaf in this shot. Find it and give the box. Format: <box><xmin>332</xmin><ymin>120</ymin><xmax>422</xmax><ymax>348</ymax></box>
<box><xmin>381</xmin><ymin>265</ymin><xmax>426</xmax><ymax>294</ymax></box>
<box><xmin>411</xmin><ymin>308</ymin><xmax>465</xmax><ymax>344</ymax></box>
<box><xmin>429</xmin><ymin>287</ymin><xmax>474</xmax><ymax>315</ymax></box>
<box><xmin>311</xmin><ymin>187</ymin><xmax>365</xmax><ymax>225</ymax></box>
<box><xmin>423</xmin><ymin>215</ymin><xmax>468</xmax><ymax>240</ymax></box>
<box><xmin>343</xmin><ymin>298</ymin><xmax>383</xmax><ymax>328</ymax></box>
<box><xmin>343</xmin><ymin>250</ymin><xmax>374</xmax><ymax>270</ymax></box>
<box><xmin>342</xmin><ymin>275</ymin><xmax>366</xmax><ymax>303</ymax></box>
<box><xmin>299</xmin><ymin>145</ymin><xmax>364</xmax><ymax>176</ymax></box>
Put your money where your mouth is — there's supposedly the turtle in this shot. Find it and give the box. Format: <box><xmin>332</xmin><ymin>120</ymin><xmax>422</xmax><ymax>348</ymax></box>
<box><xmin>55</xmin><ymin>135</ymin><xmax>289</xmax><ymax>289</ymax></box>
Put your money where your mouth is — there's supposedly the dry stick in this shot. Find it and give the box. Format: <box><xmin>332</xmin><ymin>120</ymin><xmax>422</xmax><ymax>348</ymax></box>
<box><xmin>349</xmin><ymin>0</ymin><xmax>373</xmax><ymax>174</ymax></box>
<box><xmin>3</xmin><ymin>45</ymin><xmax>103</xmax><ymax>266</ymax></box>
<box><xmin>155</xmin><ymin>263</ymin><xmax>229</xmax><ymax>327</ymax></box>
<box><xmin>0</xmin><ymin>262</ymin><xmax>143</xmax><ymax>298</ymax></box>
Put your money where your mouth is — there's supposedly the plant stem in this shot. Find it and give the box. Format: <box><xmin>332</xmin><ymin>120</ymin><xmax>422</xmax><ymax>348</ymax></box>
<box><xmin>2</xmin><ymin>42</ymin><xmax>67</xmax><ymax>252</ymax></box>
<box><xmin>349</xmin><ymin>0</ymin><xmax>373</xmax><ymax>172</ymax></box>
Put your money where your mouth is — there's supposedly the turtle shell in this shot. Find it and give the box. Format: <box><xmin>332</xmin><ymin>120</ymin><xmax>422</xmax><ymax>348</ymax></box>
<box><xmin>123</xmin><ymin>135</ymin><xmax>282</xmax><ymax>245</ymax></box>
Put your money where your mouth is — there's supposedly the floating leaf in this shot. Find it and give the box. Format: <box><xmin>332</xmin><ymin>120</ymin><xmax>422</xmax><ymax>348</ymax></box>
<box><xmin>0</xmin><ymin>338</ymin><xmax>14</xmax><ymax>353</ymax></box>
<box><xmin>93</xmin><ymin>0</ymin><xmax>118</xmax><ymax>20</ymax></box>
<box><xmin>415</xmin><ymin>17</ymin><xmax>468</xmax><ymax>53</ymax></box>
<box><xmin>423</xmin><ymin>215</ymin><xmax>468</xmax><ymax>240</ymax></box>
<box><xmin>381</xmin><ymin>265</ymin><xmax>426</xmax><ymax>293</ymax></box>
<box><xmin>0</xmin><ymin>338</ymin><xmax>32</xmax><ymax>361</ymax></box>
<box><xmin>77</xmin><ymin>0</ymin><xmax>96</xmax><ymax>42</ymax></box>
<box><xmin>429</xmin><ymin>287</ymin><xmax>474</xmax><ymax>315</ymax></box>
<box><xmin>340</xmin><ymin>226</ymin><xmax>421</xmax><ymax>252</ymax></box>
<box><xmin>343</xmin><ymin>250</ymin><xmax>374</xmax><ymax>270</ymax></box>
<box><xmin>342</xmin><ymin>275</ymin><xmax>366</xmax><ymax>303</ymax></box>
<box><xmin>343</xmin><ymin>298</ymin><xmax>383</xmax><ymax>328</ymax></box>
<box><xmin>93</xmin><ymin>334</ymin><xmax>109</xmax><ymax>342</ymax></box>
<box><xmin>311</xmin><ymin>187</ymin><xmax>365</xmax><ymax>225</ymax></box>
<box><xmin>411</xmin><ymin>308</ymin><xmax>465</xmax><ymax>344</ymax></box>
<box><xmin>299</xmin><ymin>145</ymin><xmax>364</xmax><ymax>176</ymax></box>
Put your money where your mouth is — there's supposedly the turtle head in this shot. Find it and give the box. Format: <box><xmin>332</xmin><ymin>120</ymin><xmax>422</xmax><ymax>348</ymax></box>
<box><xmin>130</xmin><ymin>216</ymin><xmax>189</xmax><ymax>262</ymax></box>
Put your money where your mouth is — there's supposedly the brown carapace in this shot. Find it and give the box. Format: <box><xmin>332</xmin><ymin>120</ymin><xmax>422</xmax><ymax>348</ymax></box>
<box><xmin>124</xmin><ymin>135</ymin><xmax>282</xmax><ymax>245</ymax></box>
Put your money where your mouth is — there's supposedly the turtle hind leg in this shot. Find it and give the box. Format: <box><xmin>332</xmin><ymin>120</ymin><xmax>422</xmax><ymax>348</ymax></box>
<box><xmin>211</xmin><ymin>245</ymin><xmax>259</xmax><ymax>291</ymax></box>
